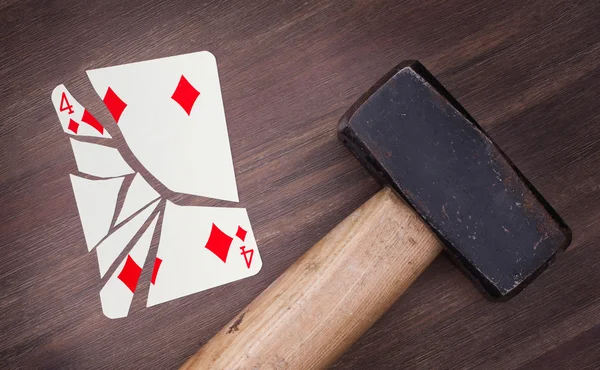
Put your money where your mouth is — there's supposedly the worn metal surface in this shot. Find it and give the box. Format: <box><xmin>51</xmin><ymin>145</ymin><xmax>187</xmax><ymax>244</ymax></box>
<box><xmin>338</xmin><ymin>61</ymin><xmax>572</xmax><ymax>298</ymax></box>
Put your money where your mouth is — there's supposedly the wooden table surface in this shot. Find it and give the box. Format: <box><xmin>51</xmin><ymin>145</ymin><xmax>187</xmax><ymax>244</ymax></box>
<box><xmin>2</xmin><ymin>0</ymin><xmax>600</xmax><ymax>368</ymax></box>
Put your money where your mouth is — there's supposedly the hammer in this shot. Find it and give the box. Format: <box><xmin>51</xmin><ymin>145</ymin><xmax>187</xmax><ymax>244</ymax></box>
<box><xmin>181</xmin><ymin>61</ymin><xmax>572</xmax><ymax>369</ymax></box>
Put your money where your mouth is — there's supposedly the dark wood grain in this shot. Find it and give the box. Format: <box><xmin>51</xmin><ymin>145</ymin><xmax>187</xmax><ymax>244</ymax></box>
<box><xmin>1</xmin><ymin>1</ymin><xmax>599</xmax><ymax>369</ymax></box>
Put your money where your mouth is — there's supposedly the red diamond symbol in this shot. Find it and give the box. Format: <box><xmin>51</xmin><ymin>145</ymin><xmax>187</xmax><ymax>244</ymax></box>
<box><xmin>117</xmin><ymin>255</ymin><xmax>142</xmax><ymax>293</ymax></box>
<box><xmin>67</xmin><ymin>118</ymin><xmax>79</xmax><ymax>134</ymax></box>
<box><xmin>81</xmin><ymin>109</ymin><xmax>104</xmax><ymax>134</ymax></box>
<box><xmin>236</xmin><ymin>226</ymin><xmax>247</xmax><ymax>241</ymax></box>
<box><xmin>204</xmin><ymin>223</ymin><xmax>233</xmax><ymax>263</ymax></box>
<box><xmin>103</xmin><ymin>87</ymin><xmax>127</xmax><ymax>123</ymax></box>
<box><xmin>151</xmin><ymin>257</ymin><xmax>162</xmax><ymax>285</ymax></box>
<box><xmin>171</xmin><ymin>75</ymin><xmax>200</xmax><ymax>116</ymax></box>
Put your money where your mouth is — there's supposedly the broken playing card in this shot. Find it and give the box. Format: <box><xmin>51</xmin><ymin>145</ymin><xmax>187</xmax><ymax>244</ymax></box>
<box><xmin>86</xmin><ymin>51</ymin><xmax>238</xmax><ymax>202</ymax></box>
<box><xmin>147</xmin><ymin>201</ymin><xmax>261</xmax><ymax>307</ymax></box>
<box><xmin>51</xmin><ymin>51</ymin><xmax>262</xmax><ymax>319</ymax></box>
<box><xmin>52</xmin><ymin>84</ymin><xmax>111</xmax><ymax>138</ymax></box>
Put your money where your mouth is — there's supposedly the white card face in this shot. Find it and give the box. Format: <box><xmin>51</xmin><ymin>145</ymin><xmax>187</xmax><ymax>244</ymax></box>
<box><xmin>69</xmin><ymin>175</ymin><xmax>123</xmax><ymax>251</ymax></box>
<box><xmin>51</xmin><ymin>85</ymin><xmax>112</xmax><ymax>138</ymax></box>
<box><xmin>100</xmin><ymin>213</ymin><xmax>159</xmax><ymax>319</ymax></box>
<box><xmin>147</xmin><ymin>201</ymin><xmax>262</xmax><ymax>307</ymax></box>
<box><xmin>70</xmin><ymin>138</ymin><xmax>134</xmax><ymax>178</ymax></box>
<box><xmin>53</xmin><ymin>51</ymin><xmax>262</xmax><ymax>319</ymax></box>
<box><xmin>86</xmin><ymin>51</ymin><xmax>239</xmax><ymax>202</ymax></box>
<box><xmin>96</xmin><ymin>199</ymin><xmax>159</xmax><ymax>277</ymax></box>
<box><xmin>115</xmin><ymin>173</ymin><xmax>160</xmax><ymax>226</ymax></box>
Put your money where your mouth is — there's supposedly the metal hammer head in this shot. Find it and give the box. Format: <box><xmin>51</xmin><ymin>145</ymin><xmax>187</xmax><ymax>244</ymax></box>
<box><xmin>338</xmin><ymin>61</ymin><xmax>571</xmax><ymax>299</ymax></box>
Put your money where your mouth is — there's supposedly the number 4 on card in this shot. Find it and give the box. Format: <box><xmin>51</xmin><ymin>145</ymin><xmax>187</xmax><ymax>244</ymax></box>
<box><xmin>60</xmin><ymin>92</ymin><xmax>74</xmax><ymax>114</ymax></box>
<box><xmin>240</xmin><ymin>246</ymin><xmax>254</xmax><ymax>268</ymax></box>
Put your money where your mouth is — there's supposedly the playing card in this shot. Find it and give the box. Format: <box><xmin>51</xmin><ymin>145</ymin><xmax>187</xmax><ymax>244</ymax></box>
<box><xmin>100</xmin><ymin>213</ymin><xmax>160</xmax><ymax>319</ymax></box>
<box><xmin>52</xmin><ymin>51</ymin><xmax>262</xmax><ymax>319</ymax></box>
<box><xmin>69</xmin><ymin>138</ymin><xmax>134</xmax><ymax>178</ymax></box>
<box><xmin>51</xmin><ymin>85</ymin><xmax>111</xmax><ymax>138</ymax></box>
<box><xmin>86</xmin><ymin>51</ymin><xmax>238</xmax><ymax>202</ymax></box>
<box><xmin>96</xmin><ymin>199</ymin><xmax>159</xmax><ymax>277</ymax></box>
<box><xmin>147</xmin><ymin>201</ymin><xmax>261</xmax><ymax>307</ymax></box>
<box><xmin>69</xmin><ymin>175</ymin><xmax>123</xmax><ymax>251</ymax></box>
<box><xmin>115</xmin><ymin>173</ymin><xmax>160</xmax><ymax>226</ymax></box>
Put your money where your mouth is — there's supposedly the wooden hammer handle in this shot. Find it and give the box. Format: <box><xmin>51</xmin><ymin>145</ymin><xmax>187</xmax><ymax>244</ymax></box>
<box><xmin>181</xmin><ymin>188</ymin><xmax>443</xmax><ymax>369</ymax></box>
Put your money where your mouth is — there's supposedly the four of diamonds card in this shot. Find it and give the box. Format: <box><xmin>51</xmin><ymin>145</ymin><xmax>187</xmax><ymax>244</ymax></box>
<box><xmin>51</xmin><ymin>51</ymin><xmax>262</xmax><ymax>318</ymax></box>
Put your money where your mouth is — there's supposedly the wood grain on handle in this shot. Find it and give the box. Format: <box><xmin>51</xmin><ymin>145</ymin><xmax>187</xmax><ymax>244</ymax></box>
<box><xmin>181</xmin><ymin>187</ymin><xmax>443</xmax><ymax>369</ymax></box>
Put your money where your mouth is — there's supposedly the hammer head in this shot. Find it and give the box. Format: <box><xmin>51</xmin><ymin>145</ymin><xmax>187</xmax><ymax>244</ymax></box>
<box><xmin>338</xmin><ymin>61</ymin><xmax>571</xmax><ymax>299</ymax></box>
